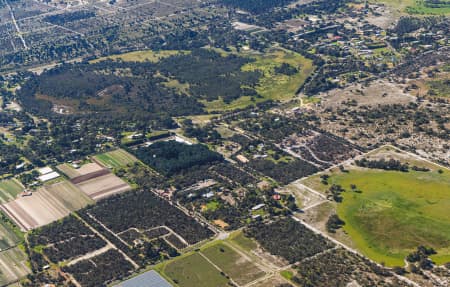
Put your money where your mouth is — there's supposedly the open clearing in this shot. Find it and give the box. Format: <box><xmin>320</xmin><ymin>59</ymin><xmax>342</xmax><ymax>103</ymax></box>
<box><xmin>203</xmin><ymin>48</ymin><xmax>314</xmax><ymax>111</ymax></box>
<box><xmin>302</xmin><ymin>147</ymin><xmax>450</xmax><ymax>266</ymax></box>
<box><xmin>91</xmin><ymin>50</ymin><xmax>188</xmax><ymax>63</ymax></box>
<box><xmin>76</xmin><ymin>173</ymin><xmax>131</xmax><ymax>201</ymax></box>
<box><xmin>0</xmin><ymin>220</ymin><xmax>22</xmax><ymax>250</ymax></box>
<box><xmin>372</xmin><ymin>0</ymin><xmax>450</xmax><ymax>15</ymax></box>
<box><xmin>0</xmin><ymin>247</ymin><xmax>31</xmax><ymax>286</ymax></box>
<box><xmin>0</xmin><ymin>179</ymin><xmax>24</xmax><ymax>204</ymax></box>
<box><xmin>162</xmin><ymin>252</ymin><xmax>230</xmax><ymax>287</ymax></box>
<box><xmin>1</xmin><ymin>181</ymin><xmax>93</xmax><ymax>231</ymax></box>
<box><xmin>202</xmin><ymin>242</ymin><xmax>265</xmax><ymax>285</ymax></box>
<box><xmin>94</xmin><ymin>149</ymin><xmax>137</xmax><ymax>169</ymax></box>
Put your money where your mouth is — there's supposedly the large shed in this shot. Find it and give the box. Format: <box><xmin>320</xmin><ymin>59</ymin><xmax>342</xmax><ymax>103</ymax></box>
<box><xmin>114</xmin><ymin>270</ymin><xmax>173</xmax><ymax>287</ymax></box>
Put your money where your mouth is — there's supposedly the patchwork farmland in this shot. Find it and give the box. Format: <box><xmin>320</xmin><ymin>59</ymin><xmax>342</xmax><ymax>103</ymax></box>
<box><xmin>0</xmin><ymin>179</ymin><xmax>24</xmax><ymax>204</ymax></box>
<box><xmin>0</xmin><ymin>220</ymin><xmax>22</xmax><ymax>250</ymax></box>
<box><xmin>75</xmin><ymin>173</ymin><xmax>131</xmax><ymax>201</ymax></box>
<box><xmin>57</xmin><ymin>162</ymin><xmax>107</xmax><ymax>179</ymax></box>
<box><xmin>0</xmin><ymin>247</ymin><xmax>31</xmax><ymax>286</ymax></box>
<box><xmin>59</xmin><ymin>161</ymin><xmax>132</xmax><ymax>201</ymax></box>
<box><xmin>93</xmin><ymin>149</ymin><xmax>138</xmax><ymax>169</ymax></box>
<box><xmin>0</xmin><ymin>180</ymin><xmax>93</xmax><ymax>231</ymax></box>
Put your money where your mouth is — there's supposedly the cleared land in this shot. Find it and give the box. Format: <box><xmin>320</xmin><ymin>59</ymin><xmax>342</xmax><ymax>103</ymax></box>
<box><xmin>202</xmin><ymin>243</ymin><xmax>265</xmax><ymax>285</ymax></box>
<box><xmin>162</xmin><ymin>252</ymin><xmax>230</xmax><ymax>287</ymax></box>
<box><xmin>57</xmin><ymin>162</ymin><xmax>106</xmax><ymax>179</ymax></box>
<box><xmin>0</xmin><ymin>179</ymin><xmax>24</xmax><ymax>204</ymax></box>
<box><xmin>0</xmin><ymin>247</ymin><xmax>31</xmax><ymax>286</ymax></box>
<box><xmin>303</xmin><ymin>148</ymin><xmax>450</xmax><ymax>266</ymax></box>
<box><xmin>76</xmin><ymin>173</ymin><xmax>131</xmax><ymax>201</ymax></box>
<box><xmin>1</xmin><ymin>181</ymin><xmax>93</xmax><ymax>231</ymax></box>
<box><xmin>94</xmin><ymin>149</ymin><xmax>138</xmax><ymax>169</ymax></box>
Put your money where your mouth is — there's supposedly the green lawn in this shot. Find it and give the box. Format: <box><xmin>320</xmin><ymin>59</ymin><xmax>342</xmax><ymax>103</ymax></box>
<box><xmin>0</xmin><ymin>179</ymin><xmax>24</xmax><ymax>204</ymax></box>
<box><xmin>94</xmin><ymin>149</ymin><xmax>137</xmax><ymax>169</ymax></box>
<box><xmin>162</xmin><ymin>252</ymin><xmax>230</xmax><ymax>287</ymax></box>
<box><xmin>323</xmin><ymin>168</ymin><xmax>450</xmax><ymax>266</ymax></box>
<box><xmin>202</xmin><ymin>243</ymin><xmax>265</xmax><ymax>285</ymax></box>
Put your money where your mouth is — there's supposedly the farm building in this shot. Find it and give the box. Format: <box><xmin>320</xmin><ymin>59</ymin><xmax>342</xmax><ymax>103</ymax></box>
<box><xmin>114</xmin><ymin>270</ymin><xmax>172</xmax><ymax>287</ymax></box>
<box><xmin>37</xmin><ymin>166</ymin><xmax>54</xmax><ymax>175</ymax></box>
<box><xmin>38</xmin><ymin>171</ymin><xmax>60</xmax><ymax>182</ymax></box>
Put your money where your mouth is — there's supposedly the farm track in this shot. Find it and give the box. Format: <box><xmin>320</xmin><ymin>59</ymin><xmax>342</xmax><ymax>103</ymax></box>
<box><xmin>3</xmin><ymin>0</ymin><xmax>27</xmax><ymax>49</ymax></box>
<box><xmin>75</xmin><ymin>214</ymin><xmax>139</xmax><ymax>269</ymax></box>
<box><xmin>198</xmin><ymin>252</ymin><xmax>240</xmax><ymax>287</ymax></box>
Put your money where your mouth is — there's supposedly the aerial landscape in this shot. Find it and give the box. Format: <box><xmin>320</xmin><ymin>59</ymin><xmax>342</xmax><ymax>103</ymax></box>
<box><xmin>0</xmin><ymin>0</ymin><xmax>448</xmax><ymax>286</ymax></box>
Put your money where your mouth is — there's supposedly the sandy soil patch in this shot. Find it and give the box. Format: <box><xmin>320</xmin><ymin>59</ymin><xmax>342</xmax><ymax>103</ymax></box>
<box><xmin>318</xmin><ymin>80</ymin><xmax>415</xmax><ymax>109</ymax></box>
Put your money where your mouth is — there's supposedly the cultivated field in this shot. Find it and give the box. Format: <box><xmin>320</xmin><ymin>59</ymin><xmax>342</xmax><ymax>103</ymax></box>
<box><xmin>0</xmin><ymin>247</ymin><xmax>31</xmax><ymax>286</ymax></box>
<box><xmin>0</xmin><ymin>179</ymin><xmax>24</xmax><ymax>204</ymax></box>
<box><xmin>302</xmin><ymin>147</ymin><xmax>450</xmax><ymax>266</ymax></box>
<box><xmin>76</xmin><ymin>173</ymin><xmax>131</xmax><ymax>201</ymax></box>
<box><xmin>93</xmin><ymin>149</ymin><xmax>137</xmax><ymax>169</ymax></box>
<box><xmin>0</xmin><ymin>220</ymin><xmax>22</xmax><ymax>250</ymax></box>
<box><xmin>1</xmin><ymin>181</ymin><xmax>93</xmax><ymax>231</ymax></box>
<box><xmin>57</xmin><ymin>162</ymin><xmax>106</xmax><ymax>179</ymax></box>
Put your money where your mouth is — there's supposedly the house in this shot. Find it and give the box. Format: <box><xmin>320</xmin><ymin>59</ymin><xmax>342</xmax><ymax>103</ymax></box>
<box><xmin>38</xmin><ymin>171</ymin><xmax>60</xmax><ymax>182</ymax></box>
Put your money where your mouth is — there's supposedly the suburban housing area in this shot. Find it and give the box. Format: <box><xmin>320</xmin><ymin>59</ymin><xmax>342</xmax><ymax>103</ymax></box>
<box><xmin>0</xmin><ymin>0</ymin><xmax>448</xmax><ymax>286</ymax></box>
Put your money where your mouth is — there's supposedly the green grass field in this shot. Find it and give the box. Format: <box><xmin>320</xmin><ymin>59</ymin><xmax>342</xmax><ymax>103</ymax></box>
<box><xmin>229</xmin><ymin>231</ymin><xmax>258</xmax><ymax>252</ymax></box>
<box><xmin>91</xmin><ymin>50</ymin><xmax>188</xmax><ymax>63</ymax></box>
<box><xmin>311</xmin><ymin>167</ymin><xmax>450</xmax><ymax>266</ymax></box>
<box><xmin>0</xmin><ymin>179</ymin><xmax>23</xmax><ymax>204</ymax></box>
<box><xmin>162</xmin><ymin>252</ymin><xmax>230</xmax><ymax>287</ymax></box>
<box><xmin>94</xmin><ymin>149</ymin><xmax>137</xmax><ymax>169</ymax></box>
<box><xmin>0</xmin><ymin>247</ymin><xmax>31</xmax><ymax>286</ymax></box>
<box><xmin>202</xmin><ymin>243</ymin><xmax>265</xmax><ymax>285</ymax></box>
<box><xmin>373</xmin><ymin>0</ymin><xmax>450</xmax><ymax>15</ymax></box>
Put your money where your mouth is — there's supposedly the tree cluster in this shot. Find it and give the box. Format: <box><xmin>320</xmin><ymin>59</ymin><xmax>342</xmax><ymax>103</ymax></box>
<box><xmin>245</xmin><ymin>218</ymin><xmax>334</xmax><ymax>264</ymax></box>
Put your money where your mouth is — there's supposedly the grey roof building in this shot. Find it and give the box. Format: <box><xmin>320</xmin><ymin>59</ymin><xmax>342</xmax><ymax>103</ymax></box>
<box><xmin>114</xmin><ymin>270</ymin><xmax>173</xmax><ymax>287</ymax></box>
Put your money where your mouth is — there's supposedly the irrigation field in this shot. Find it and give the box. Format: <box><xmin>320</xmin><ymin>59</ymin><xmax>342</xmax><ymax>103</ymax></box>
<box><xmin>0</xmin><ymin>179</ymin><xmax>24</xmax><ymax>204</ymax></box>
<box><xmin>94</xmin><ymin>149</ymin><xmax>137</xmax><ymax>169</ymax></box>
<box><xmin>57</xmin><ymin>162</ymin><xmax>106</xmax><ymax>179</ymax></box>
<box><xmin>1</xmin><ymin>181</ymin><xmax>93</xmax><ymax>231</ymax></box>
<box><xmin>0</xmin><ymin>220</ymin><xmax>21</xmax><ymax>250</ymax></box>
<box><xmin>0</xmin><ymin>247</ymin><xmax>30</xmax><ymax>286</ymax></box>
<box><xmin>76</xmin><ymin>173</ymin><xmax>131</xmax><ymax>201</ymax></box>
